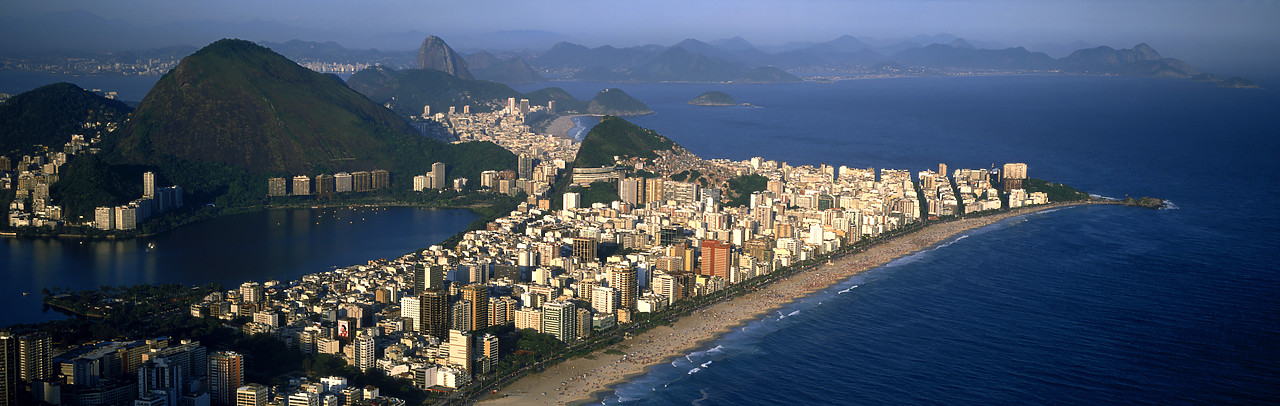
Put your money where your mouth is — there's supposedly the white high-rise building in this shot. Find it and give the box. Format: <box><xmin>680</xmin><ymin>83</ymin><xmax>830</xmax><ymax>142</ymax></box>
<box><xmin>401</xmin><ymin>296</ymin><xmax>422</xmax><ymax>332</ymax></box>
<box><xmin>563</xmin><ymin>192</ymin><xmax>581</xmax><ymax>211</ymax></box>
<box><xmin>353</xmin><ymin>333</ymin><xmax>375</xmax><ymax>372</ymax></box>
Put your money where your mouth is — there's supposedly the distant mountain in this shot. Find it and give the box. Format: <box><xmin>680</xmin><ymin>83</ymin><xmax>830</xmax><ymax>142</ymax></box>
<box><xmin>257</xmin><ymin>39</ymin><xmax>413</xmax><ymax>66</ymax></box>
<box><xmin>535</xmin><ymin>42</ymin><xmax>664</xmax><ymax>71</ymax></box>
<box><xmin>116</xmin><ymin>39</ymin><xmax>514</xmax><ymax>183</ymax></box>
<box><xmin>736</xmin><ymin>66</ymin><xmax>802</xmax><ymax>83</ymax></box>
<box><xmin>347</xmin><ymin>66</ymin><xmax>523</xmax><ymax>116</ymax></box>
<box><xmin>890</xmin><ymin>44</ymin><xmax>1056</xmax><ymax>70</ymax></box>
<box><xmin>466</xmin><ymin>52</ymin><xmax>542</xmax><ymax>84</ymax></box>
<box><xmin>687</xmin><ymin>91</ymin><xmax>738</xmax><ymax>106</ymax></box>
<box><xmin>586</xmin><ymin>88</ymin><xmax>653</xmax><ymax>116</ymax></box>
<box><xmin>1058</xmin><ymin>43</ymin><xmax>1197</xmax><ymax>77</ymax></box>
<box><xmin>0</xmin><ymin>82</ymin><xmax>131</xmax><ymax>156</ymax></box>
<box><xmin>417</xmin><ymin>36</ymin><xmax>474</xmax><ymax>79</ymax></box>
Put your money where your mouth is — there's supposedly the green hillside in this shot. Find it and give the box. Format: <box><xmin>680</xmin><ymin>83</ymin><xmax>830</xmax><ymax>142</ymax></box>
<box><xmin>101</xmin><ymin>38</ymin><xmax>514</xmax><ymax>208</ymax></box>
<box><xmin>573</xmin><ymin>116</ymin><xmax>676</xmax><ymax>168</ymax></box>
<box><xmin>0</xmin><ymin>82</ymin><xmax>130</xmax><ymax>156</ymax></box>
<box><xmin>586</xmin><ymin>88</ymin><xmax>653</xmax><ymax>116</ymax></box>
<box><xmin>347</xmin><ymin>66</ymin><xmax>522</xmax><ymax>116</ymax></box>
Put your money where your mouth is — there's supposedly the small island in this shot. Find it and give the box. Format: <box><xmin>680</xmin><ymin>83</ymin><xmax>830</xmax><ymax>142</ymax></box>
<box><xmin>687</xmin><ymin>91</ymin><xmax>740</xmax><ymax>106</ymax></box>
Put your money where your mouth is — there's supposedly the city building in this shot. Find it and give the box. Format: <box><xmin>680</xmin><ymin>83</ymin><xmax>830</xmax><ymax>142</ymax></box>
<box><xmin>291</xmin><ymin>176</ymin><xmax>312</xmax><ymax>196</ymax></box>
<box><xmin>447</xmin><ymin>330</ymin><xmax>472</xmax><ymax>376</ymax></box>
<box><xmin>18</xmin><ymin>332</ymin><xmax>51</xmax><ymax>383</ymax></box>
<box><xmin>268</xmin><ymin>178</ymin><xmax>287</xmax><ymax>196</ymax></box>
<box><xmin>0</xmin><ymin>333</ymin><xmax>15</xmax><ymax>406</ymax></box>
<box><xmin>431</xmin><ymin>163</ymin><xmax>446</xmax><ymax>189</ymax></box>
<box><xmin>353</xmin><ymin>333</ymin><xmax>375</xmax><ymax>372</ymax></box>
<box><xmin>420</xmin><ymin>289</ymin><xmax>450</xmax><ymax>340</ymax></box>
<box><xmin>699</xmin><ymin>239</ymin><xmax>732</xmax><ymax>280</ymax></box>
<box><xmin>236</xmin><ymin>383</ymin><xmax>269</xmax><ymax>406</ymax></box>
<box><xmin>541</xmin><ymin>300</ymin><xmax>578</xmax><ymax>344</ymax></box>
<box><xmin>208</xmin><ymin>351</ymin><xmax>245</xmax><ymax>406</ymax></box>
<box><xmin>143</xmin><ymin>171</ymin><xmax>156</xmax><ymax>197</ymax></box>
<box><xmin>460</xmin><ymin>284</ymin><xmax>489</xmax><ymax>332</ymax></box>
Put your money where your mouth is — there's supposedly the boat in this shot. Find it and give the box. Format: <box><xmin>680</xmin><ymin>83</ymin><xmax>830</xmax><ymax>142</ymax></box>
<box><xmin>147</xmin><ymin>242</ymin><xmax>156</xmax><ymax>249</ymax></box>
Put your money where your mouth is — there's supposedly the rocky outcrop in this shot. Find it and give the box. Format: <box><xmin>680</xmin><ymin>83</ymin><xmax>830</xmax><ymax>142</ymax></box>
<box><xmin>417</xmin><ymin>36</ymin><xmax>474</xmax><ymax>80</ymax></box>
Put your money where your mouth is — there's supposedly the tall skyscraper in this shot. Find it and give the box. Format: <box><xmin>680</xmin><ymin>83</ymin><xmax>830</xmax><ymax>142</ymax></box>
<box><xmin>541</xmin><ymin>300</ymin><xmax>578</xmax><ymax>344</ymax></box>
<box><xmin>432</xmin><ymin>162</ymin><xmax>446</xmax><ymax>189</ymax></box>
<box><xmin>609</xmin><ymin>266</ymin><xmax>638</xmax><ymax>311</ymax></box>
<box><xmin>17</xmin><ymin>332</ymin><xmax>51</xmax><ymax>383</ymax></box>
<box><xmin>420</xmin><ymin>289</ymin><xmax>450</xmax><ymax>340</ymax></box>
<box><xmin>353</xmin><ymin>333</ymin><xmax>376</xmax><ymax>373</ymax></box>
<box><xmin>208</xmin><ymin>351</ymin><xmax>245</xmax><ymax>406</ymax></box>
<box><xmin>0</xmin><ymin>333</ymin><xmax>16</xmax><ymax>406</ymax></box>
<box><xmin>460</xmin><ymin>284</ymin><xmax>489</xmax><ymax>332</ymax></box>
<box><xmin>143</xmin><ymin>171</ymin><xmax>156</xmax><ymax>197</ymax></box>
<box><xmin>699</xmin><ymin>239</ymin><xmax>732</xmax><ymax>280</ymax></box>
<box><xmin>517</xmin><ymin>154</ymin><xmax>533</xmax><ymax>180</ymax></box>
<box><xmin>413</xmin><ymin>264</ymin><xmax>445</xmax><ymax>295</ymax></box>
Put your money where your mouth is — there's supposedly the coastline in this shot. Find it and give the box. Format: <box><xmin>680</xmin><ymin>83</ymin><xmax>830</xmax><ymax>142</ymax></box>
<box><xmin>545</xmin><ymin>114</ymin><xmax>590</xmax><ymax>141</ymax></box>
<box><xmin>480</xmin><ymin>201</ymin><xmax>1096</xmax><ymax>406</ymax></box>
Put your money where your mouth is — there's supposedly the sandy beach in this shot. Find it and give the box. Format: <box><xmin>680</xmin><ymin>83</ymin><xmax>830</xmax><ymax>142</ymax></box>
<box><xmin>546</xmin><ymin>114</ymin><xmax>588</xmax><ymax>140</ymax></box>
<box><xmin>480</xmin><ymin>202</ymin><xmax>1091</xmax><ymax>406</ymax></box>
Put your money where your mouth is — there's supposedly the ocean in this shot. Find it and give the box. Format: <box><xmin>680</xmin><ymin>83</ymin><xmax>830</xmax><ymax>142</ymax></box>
<box><xmin>520</xmin><ymin>76</ymin><xmax>1280</xmax><ymax>404</ymax></box>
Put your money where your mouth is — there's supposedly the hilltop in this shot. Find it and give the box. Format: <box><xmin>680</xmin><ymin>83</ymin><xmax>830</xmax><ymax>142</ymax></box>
<box><xmin>0</xmin><ymin>82</ymin><xmax>130</xmax><ymax>156</ymax></box>
<box><xmin>573</xmin><ymin>116</ymin><xmax>677</xmax><ymax>168</ymax></box>
<box><xmin>586</xmin><ymin>88</ymin><xmax>653</xmax><ymax>116</ymax></box>
<box><xmin>417</xmin><ymin>36</ymin><xmax>473</xmax><ymax>79</ymax></box>
<box><xmin>103</xmin><ymin>39</ymin><xmax>515</xmax><ymax>208</ymax></box>
<box><xmin>118</xmin><ymin>39</ymin><xmax>432</xmax><ymax>175</ymax></box>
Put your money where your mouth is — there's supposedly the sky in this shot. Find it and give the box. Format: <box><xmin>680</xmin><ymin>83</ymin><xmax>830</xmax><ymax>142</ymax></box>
<box><xmin>3</xmin><ymin>0</ymin><xmax>1278</xmax><ymax>71</ymax></box>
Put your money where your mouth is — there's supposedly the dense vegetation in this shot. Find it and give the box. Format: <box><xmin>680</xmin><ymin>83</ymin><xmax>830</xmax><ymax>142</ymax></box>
<box><xmin>118</xmin><ymin>39</ymin><xmax>437</xmax><ymax>175</ymax></box>
<box><xmin>1024</xmin><ymin>178</ymin><xmax>1090</xmax><ymax>202</ymax></box>
<box><xmin>48</xmin><ymin>154</ymin><xmax>147</xmax><ymax>220</ymax></box>
<box><xmin>567</xmin><ymin>181</ymin><xmax>622</xmax><ymax>207</ymax></box>
<box><xmin>573</xmin><ymin>116</ymin><xmax>676</xmax><ymax>168</ymax></box>
<box><xmin>724</xmin><ymin>174</ymin><xmax>768</xmax><ymax>207</ymax></box>
<box><xmin>0</xmin><ymin>82</ymin><xmax>130</xmax><ymax>156</ymax></box>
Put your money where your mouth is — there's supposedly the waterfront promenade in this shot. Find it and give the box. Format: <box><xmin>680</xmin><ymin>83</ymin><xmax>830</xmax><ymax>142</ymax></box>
<box><xmin>479</xmin><ymin>202</ymin><xmax>1092</xmax><ymax>406</ymax></box>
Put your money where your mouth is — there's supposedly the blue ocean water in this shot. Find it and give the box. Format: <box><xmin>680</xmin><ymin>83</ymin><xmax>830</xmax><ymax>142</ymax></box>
<box><xmin>512</xmin><ymin>77</ymin><xmax>1280</xmax><ymax>404</ymax></box>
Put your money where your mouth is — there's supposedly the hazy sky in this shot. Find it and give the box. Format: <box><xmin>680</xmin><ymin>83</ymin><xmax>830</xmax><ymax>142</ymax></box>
<box><xmin>4</xmin><ymin>0</ymin><xmax>1279</xmax><ymax>70</ymax></box>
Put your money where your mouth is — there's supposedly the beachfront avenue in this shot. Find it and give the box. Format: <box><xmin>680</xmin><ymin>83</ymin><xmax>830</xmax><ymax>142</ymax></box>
<box><xmin>26</xmin><ymin>137</ymin><xmax>1060</xmax><ymax>404</ymax></box>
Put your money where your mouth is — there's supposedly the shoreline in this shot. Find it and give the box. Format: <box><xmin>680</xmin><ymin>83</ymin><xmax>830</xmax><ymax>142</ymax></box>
<box><xmin>545</xmin><ymin>114</ymin><xmax>592</xmax><ymax>141</ymax></box>
<box><xmin>480</xmin><ymin>201</ymin><xmax>1097</xmax><ymax>406</ymax></box>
